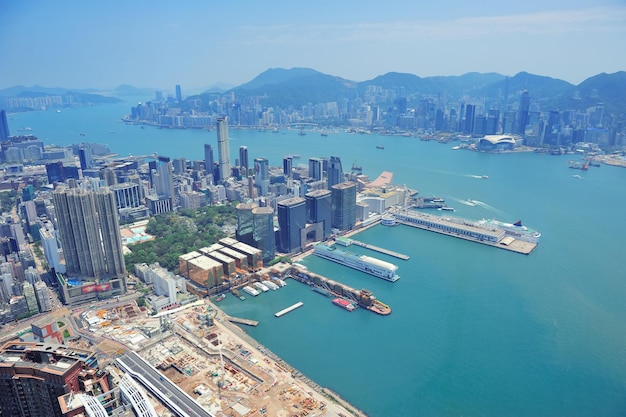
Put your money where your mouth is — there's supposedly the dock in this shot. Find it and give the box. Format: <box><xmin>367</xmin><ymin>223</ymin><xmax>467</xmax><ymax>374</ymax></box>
<box><xmin>225</xmin><ymin>315</ymin><xmax>259</xmax><ymax>326</ymax></box>
<box><xmin>349</xmin><ymin>239</ymin><xmax>409</xmax><ymax>260</ymax></box>
<box><xmin>275</xmin><ymin>302</ymin><xmax>304</xmax><ymax>318</ymax></box>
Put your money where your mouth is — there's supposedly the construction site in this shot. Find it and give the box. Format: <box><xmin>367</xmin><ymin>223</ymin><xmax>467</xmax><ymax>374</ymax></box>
<box><xmin>79</xmin><ymin>299</ymin><xmax>363</xmax><ymax>417</ymax></box>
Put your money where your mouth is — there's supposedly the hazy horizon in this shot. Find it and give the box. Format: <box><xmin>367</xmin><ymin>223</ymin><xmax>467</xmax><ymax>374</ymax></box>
<box><xmin>1</xmin><ymin>1</ymin><xmax>625</xmax><ymax>91</ymax></box>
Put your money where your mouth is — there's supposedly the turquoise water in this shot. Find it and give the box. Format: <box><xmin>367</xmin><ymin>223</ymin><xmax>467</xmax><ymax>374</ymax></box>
<box><xmin>9</xmin><ymin>102</ymin><xmax>626</xmax><ymax>416</ymax></box>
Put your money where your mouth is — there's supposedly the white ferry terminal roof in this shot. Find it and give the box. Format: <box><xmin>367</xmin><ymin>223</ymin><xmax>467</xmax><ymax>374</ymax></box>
<box><xmin>480</xmin><ymin>135</ymin><xmax>516</xmax><ymax>144</ymax></box>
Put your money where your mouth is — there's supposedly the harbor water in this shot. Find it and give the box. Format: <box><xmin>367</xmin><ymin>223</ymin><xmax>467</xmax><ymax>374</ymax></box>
<box><xmin>9</xmin><ymin>101</ymin><xmax>626</xmax><ymax>416</ymax></box>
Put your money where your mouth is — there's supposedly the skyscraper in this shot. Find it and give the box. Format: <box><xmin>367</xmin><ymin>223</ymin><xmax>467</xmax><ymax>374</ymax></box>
<box><xmin>175</xmin><ymin>84</ymin><xmax>182</xmax><ymax>102</ymax></box>
<box><xmin>252</xmin><ymin>206</ymin><xmax>275</xmax><ymax>264</ymax></box>
<box><xmin>327</xmin><ymin>156</ymin><xmax>344</xmax><ymax>189</ymax></box>
<box><xmin>308</xmin><ymin>157</ymin><xmax>323</xmax><ymax>181</ymax></box>
<box><xmin>283</xmin><ymin>155</ymin><xmax>293</xmax><ymax>177</ymax></box>
<box><xmin>517</xmin><ymin>90</ymin><xmax>530</xmax><ymax>135</ymax></box>
<box><xmin>254</xmin><ymin>157</ymin><xmax>269</xmax><ymax>196</ymax></box>
<box><xmin>239</xmin><ymin>146</ymin><xmax>249</xmax><ymax>176</ymax></box>
<box><xmin>0</xmin><ymin>110</ymin><xmax>9</xmax><ymax>141</ymax></box>
<box><xmin>204</xmin><ymin>143</ymin><xmax>215</xmax><ymax>182</ymax></box>
<box><xmin>331</xmin><ymin>182</ymin><xmax>356</xmax><ymax>231</ymax></box>
<box><xmin>277</xmin><ymin>197</ymin><xmax>306</xmax><ymax>253</ymax></box>
<box><xmin>151</xmin><ymin>156</ymin><xmax>175</xmax><ymax>210</ymax></box>
<box><xmin>305</xmin><ymin>189</ymin><xmax>332</xmax><ymax>239</ymax></box>
<box><xmin>236</xmin><ymin>203</ymin><xmax>256</xmax><ymax>246</ymax></box>
<box><xmin>52</xmin><ymin>186</ymin><xmax>126</xmax><ymax>279</ymax></box>
<box><xmin>216</xmin><ymin>117</ymin><xmax>231</xmax><ymax>183</ymax></box>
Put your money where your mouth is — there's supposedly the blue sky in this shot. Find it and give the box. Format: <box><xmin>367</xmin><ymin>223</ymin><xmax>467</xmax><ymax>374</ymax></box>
<box><xmin>1</xmin><ymin>0</ymin><xmax>625</xmax><ymax>91</ymax></box>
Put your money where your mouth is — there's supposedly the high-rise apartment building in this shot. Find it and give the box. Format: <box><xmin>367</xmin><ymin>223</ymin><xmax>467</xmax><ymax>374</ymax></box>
<box><xmin>327</xmin><ymin>156</ymin><xmax>344</xmax><ymax>189</ymax></box>
<box><xmin>0</xmin><ymin>109</ymin><xmax>9</xmax><ymax>142</ymax></box>
<box><xmin>277</xmin><ymin>197</ymin><xmax>306</xmax><ymax>253</ymax></box>
<box><xmin>331</xmin><ymin>182</ymin><xmax>356</xmax><ymax>231</ymax></box>
<box><xmin>52</xmin><ymin>186</ymin><xmax>126</xmax><ymax>279</ymax></box>
<box><xmin>0</xmin><ymin>341</ymin><xmax>111</xmax><ymax>417</ymax></box>
<box><xmin>216</xmin><ymin>117</ymin><xmax>231</xmax><ymax>183</ymax></box>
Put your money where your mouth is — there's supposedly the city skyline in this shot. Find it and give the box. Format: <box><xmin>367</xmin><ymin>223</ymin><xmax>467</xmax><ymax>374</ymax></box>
<box><xmin>1</xmin><ymin>1</ymin><xmax>625</xmax><ymax>91</ymax></box>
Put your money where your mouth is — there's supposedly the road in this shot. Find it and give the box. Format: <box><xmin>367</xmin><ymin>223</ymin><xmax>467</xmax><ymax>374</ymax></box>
<box><xmin>116</xmin><ymin>351</ymin><xmax>215</xmax><ymax>417</ymax></box>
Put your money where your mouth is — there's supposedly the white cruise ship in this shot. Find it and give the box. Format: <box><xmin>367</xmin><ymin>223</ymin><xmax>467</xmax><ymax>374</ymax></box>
<box><xmin>313</xmin><ymin>244</ymin><xmax>400</xmax><ymax>282</ymax></box>
<box><xmin>477</xmin><ymin>219</ymin><xmax>541</xmax><ymax>243</ymax></box>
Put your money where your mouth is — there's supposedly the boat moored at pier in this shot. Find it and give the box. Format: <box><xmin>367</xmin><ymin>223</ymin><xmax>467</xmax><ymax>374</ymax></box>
<box><xmin>313</xmin><ymin>243</ymin><xmax>400</xmax><ymax>282</ymax></box>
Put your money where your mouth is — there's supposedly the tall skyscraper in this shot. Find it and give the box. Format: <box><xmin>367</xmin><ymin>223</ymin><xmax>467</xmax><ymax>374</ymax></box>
<box><xmin>204</xmin><ymin>143</ymin><xmax>215</xmax><ymax>182</ymax></box>
<box><xmin>277</xmin><ymin>197</ymin><xmax>306</xmax><ymax>253</ymax></box>
<box><xmin>283</xmin><ymin>155</ymin><xmax>293</xmax><ymax>176</ymax></box>
<box><xmin>331</xmin><ymin>182</ymin><xmax>356</xmax><ymax>231</ymax></box>
<box><xmin>0</xmin><ymin>110</ymin><xmax>9</xmax><ymax>141</ymax></box>
<box><xmin>254</xmin><ymin>157</ymin><xmax>269</xmax><ymax>196</ymax></box>
<box><xmin>464</xmin><ymin>104</ymin><xmax>476</xmax><ymax>135</ymax></box>
<box><xmin>305</xmin><ymin>189</ymin><xmax>332</xmax><ymax>239</ymax></box>
<box><xmin>216</xmin><ymin>117</ymin><xmax>231</xmax><ymax>183</ymax></box>
<box><xmin>252</xmin><ymin>206</ymin><xmax>275</xmax><ymax>264</ymax></box>
<box><xmin>517</xmin><ymin>90</ymin><xmax>530</xmax><ymax>135</ymax></box>
<box><xmin>327</xmin><ymin>156</ymin><xmax>344</xmax><ymax>189</ymax></box>
<box><xmin>151</xmin><ymin>156</ymin><xmax>175</xmax><ymax>209</ymax></box>
<box><xmin>308</xmin><ymin>157</ymin><xmax>323</xmax><ymax>181</ymax></box>
<box><xmin>52</xmin><ymin>186</ymin><xmax>126</xmax><ymax>279</ymax></box>
<box><xmin>175</xmin><ymin>84</ymin><xmax>182</xmax><ymax>102</ymax></box>
<box><xmin>239</xmin><ymin>146</ymin><xmax>249</xmax><ymax>176</ymax></box>
<box><xmin>236</xmin><ymin>203</ymin><xmax>256</xmax><ymax>246</ymax></box>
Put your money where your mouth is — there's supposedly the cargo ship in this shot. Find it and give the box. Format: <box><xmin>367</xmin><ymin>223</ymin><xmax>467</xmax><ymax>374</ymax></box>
<box><xmin>313</xmin><ymin>243</ymin><xmax>400</xmax><ymax>282</ymax></box>
<box><xmin>332</xmin><ymin>297</ymin><xmax>357</xmax><ymax>312</ymax></box>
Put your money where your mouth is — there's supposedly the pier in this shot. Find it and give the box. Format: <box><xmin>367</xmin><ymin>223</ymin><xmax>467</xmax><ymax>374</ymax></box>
<box><xmin>224</xmin><ymin>315</ymin><xmax>259</xmax><ymax>326</ymax></box>
<box><xmin>275</xmin><ymin>301</ymin><xmax>304</xmax><ymax>317</ymax></box>
<box><xmin>349</xmin><ymin>239</ymin><xmax>410</xmax><ymax>260</ymax></box>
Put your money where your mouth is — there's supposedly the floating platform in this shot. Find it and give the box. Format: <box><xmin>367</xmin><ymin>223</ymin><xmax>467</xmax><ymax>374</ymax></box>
<box><xmin>275</xmin><ymin>302</ymin><xmax>304</xmax><ymax>318</ymax></box>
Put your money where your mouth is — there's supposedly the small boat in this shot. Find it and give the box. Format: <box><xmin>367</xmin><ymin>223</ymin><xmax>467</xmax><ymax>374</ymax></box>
<box><xmin>572</xmin><ymin>174</ymin><xmax>582</xmax><ymax>179</ymax></box>
<box><xmin>239</xmin><ymin>295</ymin><xmax>246</xmax><ymax>301</ymax></box>
<box><xmin>321</xmin><ymin>133</ymin><xmax>328</xmax><ymax>137</ymax></box>
<box><xmin>376</xmin><ymin>145</ymin><xmax>385</xmax><ymax>150</ymax></box>
<box><xmin>481</xmin><ymin>175</ymin><xmax>489</xmax><ymax>179</ymax></box>
<box><xmin>215</xmin><ymin>294</ymin><xmax>226</xmax><ymax>302</ymax></box>
<box><xmin>439</xmin><ymin>206</ymin><xmax>455</xmax><ymax>211</ymax></box>
<box><xmin>451</xmin><ymin>145</ymin><xmax>461</xmax><ymax>150</ymax></box>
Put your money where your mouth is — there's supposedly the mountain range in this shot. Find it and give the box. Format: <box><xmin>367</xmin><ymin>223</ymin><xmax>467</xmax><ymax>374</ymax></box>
<box><xmin>2</xmin><ymin>68</ymin><xmax>625</xmax><ymax>115</ymax></box>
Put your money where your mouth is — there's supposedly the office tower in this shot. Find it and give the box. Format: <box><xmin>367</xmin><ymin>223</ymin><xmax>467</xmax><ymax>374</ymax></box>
<box><xmin>204</xmin><ymin>143</ymin><xmax>215</xmax><ymax>181</ymax></box>
<box><xmin>173</xmin><ymin>157</ymin><xmax>187</xmax><ymax>174</ymax></box>
<box><xmin>216</xmin><ymin>117</ymin><xmax>231</xmax><ymax>183</ymax></box>
<box><xmin>0</xmin><ymin>341</ymin><xmax>111</xmax><ymax>417</ymax></box>
<box><xmin>110</xmin><ymin>182</ymin><xmax>142</xmax><ymax>210</ymax></box>
<box><xmin>308</xmin><ymin>157</ymin><xmax>323</xmax><ymax>181</ymax></box>
<box><xmin>283</xmin><ymin>155</ymin><xmax>293</xmax><ymax>176</ymax></box>
<box><xmin>252</xmin><ymin>207</ymin><xmax>275</xmax><ymax>264</ymax></box>
<box><xmin>254</xmin><ymin>157</ymin><xmax>269</xmax><ymax>196</ymax></box>
<box><xmin>52</xmin><ymin>186</ymin><xmax>126</xmax><ymax>278</ymax></box>
<box><xmin>239</xmin><ymin>146</ymin><xmax>249</xmax><ymax>176</ymax></box>
<box><xmin>22</xmin><ymin>281</ymin><xmax>39</xmax><ymax>314</ymax></box>
<box><xmin>331</xmin><ymin>182</ymin><xmax>357</xmax><ymax>231</ymax></box>
<box><xmin>327</xmin><ymin>156</ymin><xmax>344</xmax><ymax>189</ymax></box>
<box><xmin>175</xmin><ymin>84</ymin><xmax>182</xmax><ymax>102</ymax></box>
<box><xmin>78</xmin><ymin>146</ymin><xmax>92</xmax><ymax>170</ymax></box>
<box><xmin>277</xmin><ymin>197</ymin><xmax>306</xmax><ymax>253</ymax></box>
<box><xmin>39</xmin><ymin>227</ymin><xmax>65</xmax><ymax>273</ymax></box>
<box><xmin>0</xmin><ymin>110</ymin><xmax>9</xmax><ymax>141</ymax></box>
<box><xmin>543</xmin><ymin>110</ymin><xmax>561</xmax><ymax>146</ymax></box>
<box><xmin>151</xmin><ymin>156</ymin><xmax>175</xmax><ymax>209</ymax></box>
<box><xmin>236</xmin><ymin>203</ymin><xmax>256</xmax><ymax>246</ymax></box>
<box><xmin>305</xmin><ymin>189</ymin><xmax>332</xmax><ymax>239</ymax></box>
<box><xmin>517</xmin><ymin>90</ymin><xmax>530</xmax><ymax>135</ymax></box>
<box><xmin>34</xmin><ymin>280</ymin><xmax>52</xmax><ymax>312</ymax></box>
<box><xmin>464</xmin><ymin>104</ymin><xmax>476</xmax><ymax>135</ymax></box>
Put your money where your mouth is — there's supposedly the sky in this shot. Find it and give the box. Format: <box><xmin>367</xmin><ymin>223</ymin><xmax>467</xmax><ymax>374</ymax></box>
<box><xmin>1</xmin><ymin>0</ymin><xmax>625</xmax><ymax>92</ymax></box>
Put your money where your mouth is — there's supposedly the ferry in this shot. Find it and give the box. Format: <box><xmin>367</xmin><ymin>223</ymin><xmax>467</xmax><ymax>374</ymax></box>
<box><xmin>313</xmin><ymin>243</ymin><xmax>400</xmax><ymax>282</ymax></box>
<box><xmin>253</xmin><ymin>282</ymin><xmax>269</xmax><ymax>292</ymax></box>
<box><xmin>332</xmin><ymin>298</ymin><xmax>357</xmax><ymax>312</ymax></box>
<box><xmin>262</xmin><ymin>280</ymin><xmax>279</xmax><ymax>290</ymax></box>
<box><xmin>439</xmin><ymin>206</ymin><xmax>455</xmax><ymax>211</ymax></box>
<box><xmin>242</xmin><ymin>286</ymin><xmax>260</xmax><ymax>296</ymax></box>
<box><xmin>376</xmin><ymin>145</ymin><xmax>385</xmax><ymax>149</ymax></box>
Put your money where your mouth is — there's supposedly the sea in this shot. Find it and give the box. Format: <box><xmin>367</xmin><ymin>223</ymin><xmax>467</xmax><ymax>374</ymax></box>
<box><xmin>8</xmin><ymin>101</ymin><xmax>626</xmax><ymax>416</ymax></box>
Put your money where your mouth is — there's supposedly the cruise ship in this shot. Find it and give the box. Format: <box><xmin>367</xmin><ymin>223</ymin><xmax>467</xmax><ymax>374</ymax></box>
<box><xmin>477</xmin><ymin>219</ymin><xmax>541</xmax><ymax>243</ymax></box>
<box><xmin>313</xmin><ymin>244</ymin><xmax>400</xmax><ymax>282</ymax></box>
